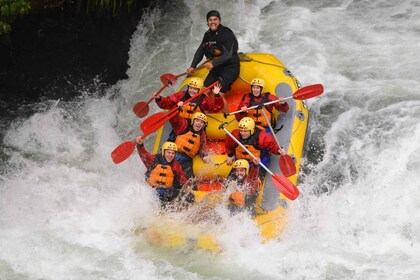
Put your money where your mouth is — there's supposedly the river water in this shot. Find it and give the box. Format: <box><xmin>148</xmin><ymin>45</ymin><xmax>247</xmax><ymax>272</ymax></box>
<box><xmin>1</xmin><ymin>0</ymin><xmax>420</xmax><ymax>279</ymax></box>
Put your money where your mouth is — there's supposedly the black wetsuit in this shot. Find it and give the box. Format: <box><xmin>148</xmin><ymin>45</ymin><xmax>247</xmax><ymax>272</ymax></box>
<box><xmin>190</xmin><ymin>24</ymin><xmax>240</xmax><ymax>92</ymax></box>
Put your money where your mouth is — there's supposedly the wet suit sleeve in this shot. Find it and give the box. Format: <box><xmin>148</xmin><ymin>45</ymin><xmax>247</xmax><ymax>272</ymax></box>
<box><xmin>168</xmin><ymin>114</ymin><xmax>189</xmax><ymax>136</ymax></box>
<box><xmin>200</xmin><ymin>95</ymin><xmax>224</xmax><ymax>113</ymax></box>
<box><xmin>172</xmin><ymin>160</ymin><xmax>188</xmax><ymax>186</ymax></box>
<box><xmin>198</xmin><ymin>131</ymin><xmax>209</xmax><ymax>158</ymax></box>
<box><xmin>236</xmin><ymin>93</ymin><xmax>250</xmax><ymax>121</ymax></box>
<box><xmin>258</xmin><ymin>131</ymin><xmax>280</xmax><ymax>155</ymax></box>
<box><xmin>156</xmin><ymin>91</ymin><xmax>184</xmax><ymax>110</ymax></box>
<box><xmin>190</xmin><ymin>36</ymin><xmax>207</xmax><ymax>68</ymax></box>
<box><xmin>136</xmin><ymin>144</ymin><xmax>156</xmax><ymax>169</ymax></box>
<box><xmin>268</xmin><ymin>94</ymin><xmax>289</xmax><ymax>113</ymax></box>
<box><xmin>246</xmin><ymin>165</ymin><xmax>260</xmax><ymax>194</ymax></box>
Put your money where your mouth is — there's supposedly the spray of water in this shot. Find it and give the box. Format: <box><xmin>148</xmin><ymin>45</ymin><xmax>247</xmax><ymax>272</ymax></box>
<box><xmin>1</xmin><ymin>0</ymin><xmax>420</xmax><ymax>279</ymax></box>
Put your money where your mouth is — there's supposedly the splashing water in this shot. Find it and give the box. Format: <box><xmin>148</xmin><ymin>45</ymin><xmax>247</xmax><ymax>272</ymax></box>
<box><xmin>1</xmin><ymin>0</ymin><xmax>420</xmax><ymax>279</ymax></box>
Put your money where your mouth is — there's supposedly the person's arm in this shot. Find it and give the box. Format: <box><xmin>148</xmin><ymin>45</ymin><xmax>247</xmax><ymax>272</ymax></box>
<box><xmin>190</xmin><ymin>36</ymin><xmax>207</xmax><ymax>68</ymax></box>
<box><xmin>200</xmin><ymin>95</ymin><xmax>224</xmax><ymax>113</ymax></box>
<box><xmin>248</xmin><ymin>165</ymin><xmax>259</xmax><ymax>181</ymax></box>
<box><xmin>198</xmin><ymin>131</ymin><xmax>209</xmax><ymax>158</ymax></box>
<box><xmin>236</xmin><ymin>93</ymin><xmax>250</xmax><ymax>121</ymax></box>
<box><xmin>225</xmin><ymin>129</ymin><xmax>239</xmax><ymax>164</ymax></box>
<box><xmin>172</xmin><ymin>161</ymin><xmax>188</xmax><ymax>185</ymax></box>
<box><xmin>269</xmin><ymin>94</ymin><xmax>289</xmax><ymax>113</ymax></box>
<box><xmin>155</xmin><ymin>91</ymin><xmax>184</xmax><ymax>109</ymax></box>
<box><xmin>136</xmin><ymin>142</ymin><xmax>156</xmax><ymax>169</ymax></box>
<box><xmin>246</xmin><ymin>165</ymin><xmax>260</xmax><ymax>194</ymax></box>
<box><xmin>168</xmin><ymin>114</ymin><xmax>188</xmax><ymax>135</ymax></box>
<box><xmin>259</xmin><ymin>131</ymin><xmax>281</xmax><ymax>155</ymax></box>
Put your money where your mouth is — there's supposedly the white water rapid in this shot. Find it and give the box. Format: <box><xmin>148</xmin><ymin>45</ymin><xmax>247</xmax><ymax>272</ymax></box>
<box><xmin>1</xmin><ymin>0</ymin><xmax>420</xmax><ymax>279</ymax></box>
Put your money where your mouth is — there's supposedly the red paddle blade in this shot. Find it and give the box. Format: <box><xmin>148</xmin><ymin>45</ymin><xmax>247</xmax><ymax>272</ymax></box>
<box><xmin>111</xmin><ymin>141</ymin><xmax>136</xmax><ymax>164</ymax></box>
<box><xmin>140</xmin><ymin>111</ymin><xmax>170</xmax><ymax>135</ymax></box>
<box><xmin>132</xmin><ymin>101</ymin><xmax>150</xmax><ymax>118</ymax></box>
<box><xmin>133</xmin><ymin>84</ymin><xmax>168</xmax><ymax>118</ymax></box>
<box><xmin>271</xmin><ymin>174</ymin><xmax>300</xmax><ymax>200</ymax></box>
<box><xmin>161</xmin><ymin>73</ymin><xmax>177</xmax><ymax>86</ymax></box>
<box><xmin>293</xmin><ymin>84</ymin><xmax>324</xmax><ymax>100</ymax></box>
<box><xmin>279</xmin><ymin>154</ymin><xmax>296</xmax><ymax>177</ymax></box>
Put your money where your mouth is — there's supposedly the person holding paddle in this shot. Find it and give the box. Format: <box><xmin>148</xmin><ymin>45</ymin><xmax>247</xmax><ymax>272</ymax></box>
<box><xmin>186</xmin><ymin>10</ymin><xmax>240</xmax><ymax>100</ymax></box>
<box><xmin>236</xmin><ymin>78</ymin><xmax>289</xmax><ymax>128</ymax></box>
<box><xmin>225</xmin><ymin>117</ymin><xmax>286</xmax><ymax>177</ymax></box>
<box><xmin>168</xmin><ymin>112</ymin><xmax>211</xmax><ymax>178</ymax></box>
<box><xmin>155</xmin><ymin>77</ymin><xmax>224</xmax><ymax>120</ymax></box>
<box><xmin>135</xmin><ymin>139</ymin><xmax>194</xmax><ymax>204</ymax></box>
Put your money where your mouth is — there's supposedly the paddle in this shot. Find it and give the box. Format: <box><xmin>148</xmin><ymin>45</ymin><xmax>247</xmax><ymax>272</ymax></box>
<box><xmin>132</xmin><ymin>73</ymin><xmax>179</xmax><ymax>118</ymax></box>
<box><xmin>111</xmin><ymin>141</ymin><xmax>137</xmax><ymax>164</ymax></box>
<box><xmin>221</xmin><ymin>126</ymin><xmax>299</xmax><ymax>200</ymax></box>
<box><xmin>111</xmin><ymin>133</ymin><xmax>153</xmax><ymax>165</ymax></box>
<box><xmin>227</xmin><ymin>83</ymin><xmax>324</xmax><ymax>116</ymax></box>
<box><xmin>260</xmin><ymin>109</ymin><xmax>296</xmax><ymax>177</ymax></box>
<box><xmin>140</xmin><ymin>110</ymin><xmax>178</xmax><ymax>136</ymax></box>
<box><xmin>140</xmin><ymin>81</ymin><xmax>218</xmax><ymax>135</ymax></box>
<box><xmin>133</xmin><ymin>62</ymin><xmax>209</xmax><ymax>118</ymax></box>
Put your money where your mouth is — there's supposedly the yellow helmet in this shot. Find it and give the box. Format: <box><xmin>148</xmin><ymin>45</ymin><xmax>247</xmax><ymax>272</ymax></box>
<box><xmin>187</xmin><ymin>77</ymin><xmax>204</xmax><ymax>90</ymax></box>
<box><xmin>238</xmin><ymin>117</ymin><xmax>255</xmax><ymax>134</ymax></box>
<box><xmin>233</xmin><ymin>159</ymin><xmax>250</xmax><ymax>175</ymax></box>
<box><xmin>161</xmin><ymin>141</ymin><xmax>178</xmax><ymax>156</ymax></box>
<box><xmin>191</xmin><ymin>112</ymin><xmax>207</xmax><ymax>125</ymax></box>
<box><xmin>250</xmin><ymin>78</ymin><xmax>265</xmax><ymax>92</ymax></box>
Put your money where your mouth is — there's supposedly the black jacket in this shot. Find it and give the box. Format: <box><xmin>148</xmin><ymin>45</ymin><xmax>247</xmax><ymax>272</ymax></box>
<box><xmin>191</xmin><ymin>24</ymin><xmax>239</xmax><ymax>68</ymax></box>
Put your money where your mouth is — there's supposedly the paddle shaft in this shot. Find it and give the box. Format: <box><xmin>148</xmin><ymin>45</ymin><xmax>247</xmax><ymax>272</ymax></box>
<box><xmin>228</xmin><ymin>97</ymin><xmax>291</xmax><ymax>116</ymax></box>
<box><xmin>222</xmin><ymin>127</ymin><xmax>274</xmax><ymax>176</ymax></box>
<box><xmin>145</xmin><ymin>84</ymin><xmax>168</xmax><ymax>105</ymax></box>
<box><xmin>228</xmin><ymin>83</ymin><xmax>324</xmax><ymax>116</ymax></box>
<box><xmin>261</xmin><ymin>109</ymin><xmax>297</xmax><ymax>177</ymax></box>
<box><xmin>260</xmin><ymin>109</ymin><xmax>282</xmax><ymax>149</ymax></box>
<box><xmin>173</xmin><ymin>60</ymin><xmax>208</xmax><ymax>79</ymax></box>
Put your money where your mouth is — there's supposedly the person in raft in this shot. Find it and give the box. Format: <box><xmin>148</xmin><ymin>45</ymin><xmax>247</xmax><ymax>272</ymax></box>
<box><xmin>167</xmin><ymin>112</ymin><xmax>211</xmax><ymax>178</ymax></box>
<box><xmin>186</xmin><ymin>10</ymin><xmax>240</xmax><ymax>111</ymax></box>
<box><xmin>225</xmin><ymin>117</ymin><xmax>287</xmax><ymax>177</ymax></box>
<box><xmin>236</xmin><ymin>78</ymin><xmax>289</xmax><ymax>129</ymax></box>
<box><xmin>225</xmin><ymin>159</ymin><xmax>261</xmax><ymax>215</ymax></box>
<box><xmin>136</xmin><ymin>139</ymin><xmax>194</xmax><ymax>204</ymax></box>
<box><xmin>155</xmin><ymin>77</ymin><xmax>224</xmax><ymax>120</ymax></box>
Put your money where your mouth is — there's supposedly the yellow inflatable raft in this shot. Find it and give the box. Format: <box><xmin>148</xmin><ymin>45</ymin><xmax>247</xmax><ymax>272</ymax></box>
<box><xmin>141</xmin><ymin>53</ymin><xmax>308</xmax><ymax>252</ymax></box>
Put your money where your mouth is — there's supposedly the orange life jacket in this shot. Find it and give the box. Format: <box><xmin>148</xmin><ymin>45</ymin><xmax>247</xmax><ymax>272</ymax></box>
<box><xmin>245</xmin><ymin>92</ymin><xmax>272</xmax><ymax>127</ymax></box>
<box><xmin>229</xmin><ymin>191</ymin><xmax>245</xmax><ymax>206</ymax></box>
<box><xmin>178</xmin><ymin>94</ymin><xmax>205</xmax><ymax>120</ymax></box>
<box><xmin>146</xmin><ymin>157</ymin><xmax>175</xmax><ymax>189</ymax></box>
<box><xmin>175</xmin><ymin>130</ymin><xmax>201</xmax><ymax>158</ymax></box>
<box><xmin>228</xmin><ymin>179</ymin><xmax>262</xmax><ymax>206</ymax></box>
<box><xmin>235</xmin><ymin>128</ymin><xmax>262</xmax><ymax>161</ymax></box>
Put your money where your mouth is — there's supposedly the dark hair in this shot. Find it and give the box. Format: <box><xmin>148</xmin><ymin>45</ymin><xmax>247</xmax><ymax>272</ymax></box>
<box><xmin>206</xmin><ymin>10</ymin><xmax>221</xmax><ymax>20</ymax></box>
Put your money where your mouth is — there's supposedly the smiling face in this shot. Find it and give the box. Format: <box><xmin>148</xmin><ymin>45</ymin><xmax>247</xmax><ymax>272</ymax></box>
<box><xmin>235</xmin><ymin>168</ymin><xmax>247</xmax><ymax>181</ymax></box>
<box><xmin>164</xmin><ymin>149</ymin><xmax>176</xmax><ymax>162</ymax></box>
<box><xmin>207</xmin><ymin>16</ymin><xmax>221</xmax><ymax>31</ymax></box>
<box><xmin>239</xmin><ymin>129</ymin><xmax>251</xmax><ymax>139</ymax></box>
<box><xmin>251</xmin><ymin>85</ymin><xmax>262</xmax><ymax>97</ymax></box>
<box><xmin>188</xmin><ymin>86</ymin><xmax>200</xmax><ymax>96</ymax></box>
<box><xmin>192</xmin><ymin>118</ymin><xmax>205</xmax><ymax>131</ymax></box>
